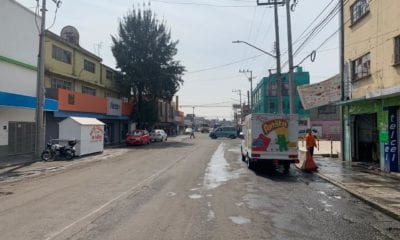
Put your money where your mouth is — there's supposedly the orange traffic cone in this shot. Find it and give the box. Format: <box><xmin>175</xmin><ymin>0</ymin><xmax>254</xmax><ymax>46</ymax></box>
<box><xmin>303</xmin><ymin>151</ymin><xmax>318</xmax><ymax>172</ymax></box>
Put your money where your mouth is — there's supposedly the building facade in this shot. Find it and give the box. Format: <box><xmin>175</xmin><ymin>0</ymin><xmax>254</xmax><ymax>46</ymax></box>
<box><xmin>252</xmin><ymin>67</ymin><xmax>310</xmax><ymax>117</ymax></box>
<box><xmin>252</xmin><ymin>67</ymin><xmax>310</xmax><ymax>133</ymax></box>
<box><xmin>0</xmin><ymin>0</ymin><xmax>57</xmax><ymax>157</ymax></box>
<box><xmin>44</xmin><ymin>28</ymin><xmax>133</xmax><ymax>145</ymax></box>
<box><xmin>342</xmin><ymin>0</ymin><xmax>400</xmax><ymax>172</ymax></box>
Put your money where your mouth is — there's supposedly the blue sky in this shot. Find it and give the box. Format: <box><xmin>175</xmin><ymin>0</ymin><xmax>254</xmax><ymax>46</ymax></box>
<box><xmin>16</xmin><ymin>0</ymin><xmax>340</xmax><ymax>119</ymax></box>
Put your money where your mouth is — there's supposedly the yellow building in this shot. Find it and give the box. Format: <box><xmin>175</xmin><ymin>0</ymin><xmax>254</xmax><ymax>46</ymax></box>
<box><xmin>342</xmin><ymin>0</ymin><xmax>400</xmax><ymax>172</ymax></box>
<box><xmin>44</xmin><ymin>26</ymin><xmax>133</xmax><ymax>145</ymax></box>
<box><xmin>44</xmin><ymin>30</ymin><xmax>119</xmax><ymax>98</ymax></box>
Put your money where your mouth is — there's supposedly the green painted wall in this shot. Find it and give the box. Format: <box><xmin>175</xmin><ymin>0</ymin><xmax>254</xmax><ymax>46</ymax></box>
<box><xmin>252</xmin><ymin>67</ymin><xmax>310</xmax><ymax>117</ymax></box>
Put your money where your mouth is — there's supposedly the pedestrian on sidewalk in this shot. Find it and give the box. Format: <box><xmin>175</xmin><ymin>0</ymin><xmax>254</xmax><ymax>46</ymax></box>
<box><xmin>305</xmin><ymin>128</ymin><xmax>317</xmax><ymax>156</ymax></box>
<box><xmin>190</xmin><ymin>129</ymin><xmax>195</xmax><ymax>139</ymax></box>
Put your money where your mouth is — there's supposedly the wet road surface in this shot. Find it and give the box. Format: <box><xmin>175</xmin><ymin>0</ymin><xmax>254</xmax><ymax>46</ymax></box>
<box><xmin>0</xmin><ymin>134</ymin><xmax>399</xmax><ymax>240</ymax></box>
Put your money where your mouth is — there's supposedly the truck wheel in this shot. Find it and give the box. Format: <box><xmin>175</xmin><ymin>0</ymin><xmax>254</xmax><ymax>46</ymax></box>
<box><xmin>247</xmin><ymin>156</ymin><xmax>255</xmax><ymax>170</ymax></box>
<box><xmin>241</xmin><ymin>147</ymin><xmax>246</xmax><ymax>161</ymax></box>
<box><xmin>283</xmin><ymin>163</ymin><xmax>290</xmax><ymax>174</ymax></box>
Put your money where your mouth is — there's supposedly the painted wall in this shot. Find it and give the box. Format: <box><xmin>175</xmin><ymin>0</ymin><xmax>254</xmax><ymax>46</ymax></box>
<box><xmin>0</xmin><ymin>0</ymin><xmax>39</xmax><ymax>66</ymax></box>
<box><xmin>44</xmin><ymin>32</ymin><xmax>120</xmax><ymax>97</ymax></box>
<box><xmin>58</xmin><ymin>89</ymin><xmax>107</xmax><ymax>113</ymax></box>
<box><xmin>0</xmin><ymin>62</ymin><xmax>37</xmax><ymax>97</ymax></box>
<box><xmin>344</xmin><ymin>0</ymin><xmax>400</xmax><ymax>99</ymax></box>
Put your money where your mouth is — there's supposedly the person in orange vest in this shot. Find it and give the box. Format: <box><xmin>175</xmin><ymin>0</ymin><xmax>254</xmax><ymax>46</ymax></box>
<box><xmin>305</xmin><ymin>128</ymin><xmax>317</xmax><ymax>157</ymax></box>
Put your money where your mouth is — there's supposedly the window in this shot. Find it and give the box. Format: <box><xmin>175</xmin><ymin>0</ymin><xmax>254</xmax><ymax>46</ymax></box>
<box><xmin>318</xmin><ymin>105</ymin><xmax>337</xmax><ymax>115</ymax></box>
<box><xmin>52</xmin><ymin>45</ymin><xmax>71</xmax><ymax>64</ymax></box>
<box><xmin>395</xmin><ymin>35</ymin><xmax>400</xmax><ymax>65</ymax></box>
<box><xmin>269</xmin><ymin>101</ymin><xmax>275</xmax><ymax>110</ymax></box>
<box><xmin>51</xmin><ymin>78</ymin><xmax>73</xmax><ymax>90</ymax></box>
<box><xmin>270</xmin><ymin>83</ymin><xmax>277</xmax><ymax>96</ymax></box>
<box><xmin>351</xmin><ymin>0</ymin><xmax>369</xmax><ymax>24</ymax></box>
<box><xmin>283</xmin><ymin>83</ymin><xmax>289</xmax><ymax>96</ymax></box>
<box><xmin>106</xmin><ymin>70</ymin><xmax>113</xmax><ymax>80</ymax></box>
<box><xmin>82</xmin><ymin>86</ymin><xmax>96</xmax><ymax>96</ymax></box>
<box><xmin>352</xmin><ymin>53</ymin><xmax>370</xmax><ymax>81</ymax></box>
<box><xmin>84</xmin><ymin>60</ymin><xmax>95</xmax><ymax>73</ymax></box>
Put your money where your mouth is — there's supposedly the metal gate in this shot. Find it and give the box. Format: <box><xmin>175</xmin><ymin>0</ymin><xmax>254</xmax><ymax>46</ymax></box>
<box><xmin>8</xmin><ymin>122</ymin><xmax>36</xmax><ymax>155</ymax></box>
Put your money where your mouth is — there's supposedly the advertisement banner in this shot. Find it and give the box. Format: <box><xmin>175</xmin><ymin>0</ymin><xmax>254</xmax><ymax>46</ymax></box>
<box><xmin>107</xmin><ymin>97</ymin><xmax>122</xmax><ymax>116</ymax></box>
<box><xmin>384</xmin><ymin>107</ymin><xmax>399</xmax><ymax>172</ymax></box>
<box><xmin>297</xmin><ymin>74</ymin><xmax>341</xmax><ymax>110</ymax></box>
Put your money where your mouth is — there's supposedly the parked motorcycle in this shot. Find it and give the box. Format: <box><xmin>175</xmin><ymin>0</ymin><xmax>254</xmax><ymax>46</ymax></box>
<box><xmin>41</xmin><ymin>140</ymin><xmax>77</xmax><ymax>161</ymax></box>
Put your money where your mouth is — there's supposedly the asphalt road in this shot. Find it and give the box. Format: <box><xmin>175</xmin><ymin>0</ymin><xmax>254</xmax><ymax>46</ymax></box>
<box><xmin>0</xmin><ymin>134</ymin><xmax>399</xmax><ymax>240</ymax></box>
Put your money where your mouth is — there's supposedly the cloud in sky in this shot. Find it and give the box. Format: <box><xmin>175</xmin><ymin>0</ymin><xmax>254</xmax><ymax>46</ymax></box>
<box><xmin>16</xmin><ymin>0</ymin><xmax>339</xmax><ymax>119</ymax></box>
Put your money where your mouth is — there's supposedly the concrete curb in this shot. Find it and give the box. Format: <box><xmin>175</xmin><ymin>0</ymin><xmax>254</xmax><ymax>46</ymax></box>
<box><xmin>316</xmin><ymin>172</ymin><xmax>400</xmax><ymax>222</ymax></box>
<box><xmin>0</xmin><ymin>160</ymin><xmax>38</xmax><ymax>170</ymax></box>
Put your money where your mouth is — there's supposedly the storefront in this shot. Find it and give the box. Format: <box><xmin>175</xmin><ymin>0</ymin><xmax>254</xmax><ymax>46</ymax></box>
<box><xmin>342</xmin><ymin>95</ymin><xmax>400</xmax><ymax>172</ymax></box>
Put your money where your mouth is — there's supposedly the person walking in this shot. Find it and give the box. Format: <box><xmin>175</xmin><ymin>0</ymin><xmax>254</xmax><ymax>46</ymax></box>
<box><xmin>190</xmin><ymin>128</ymin><xmax>195</xmax><ymax>139</ymax></box>
<box><xmin>305</xmin><ymin>128</ymin><xmax>317</xmax><ymax>156</ymax></box>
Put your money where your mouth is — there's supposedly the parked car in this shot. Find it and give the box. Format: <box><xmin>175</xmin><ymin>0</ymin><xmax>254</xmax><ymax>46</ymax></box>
<box><xmin>209</xmin><ymin>127</ymin><xmax>238</xmax><ymax>139</ymax></box>
<box><xmin>126</xmin><ymin>130</ymin><xmax>150</xmax><ymax>146</ymax></box>
<box><xmin>184</xmin><ymin>127</ymin><xmax>193</xmax><ymax>135</ymax></box>
<box><xmin>150</xmin><ymin>129</ymin><xmax>168</xmax><ymax>142</ymax></box>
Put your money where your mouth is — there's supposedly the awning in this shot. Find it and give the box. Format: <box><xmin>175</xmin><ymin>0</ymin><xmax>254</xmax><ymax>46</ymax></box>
<box><xmin>54</xmin><ymin>111</ymin><xmax>130</xmax><ymax>120</ymax></box>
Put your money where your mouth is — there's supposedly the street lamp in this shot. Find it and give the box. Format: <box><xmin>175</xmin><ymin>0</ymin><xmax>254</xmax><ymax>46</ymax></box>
<box><xmin>232</xmin><ymin>40</ymin><xmax>276</xmax><ymax>58</ymax></box>
<box><xmin>233</xmin><ymin>40</ymin><xmax>283</xmax><ymax>114</ymax></box>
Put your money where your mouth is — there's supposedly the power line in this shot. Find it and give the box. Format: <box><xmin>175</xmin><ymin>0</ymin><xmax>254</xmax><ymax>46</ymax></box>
<box><xmin>150</xmin><ymin>0</ymin><xmax>255</xmax><ymax>7</ymax></box>
<box><xmin>186</xmin><ymin>54</ymin><xmax>264</xmax><ymax>74</ymax></box>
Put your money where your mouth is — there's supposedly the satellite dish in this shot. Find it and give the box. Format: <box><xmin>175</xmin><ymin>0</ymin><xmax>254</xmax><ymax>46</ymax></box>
<box><xmin>60</xmin><ymin>26</ymin><xmax>80</xmax><ymax>45</ymax></box>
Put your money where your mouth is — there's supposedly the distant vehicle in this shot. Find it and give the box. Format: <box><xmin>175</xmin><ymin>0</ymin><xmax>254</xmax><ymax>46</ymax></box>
<box><xmin>150</xmin><ymin>129</ymin><xmax>168</xmax><ymax>142</ymax></box>
<box><xmin>241</xmin><ymin>113</ymin><xmax>299</xmax><ymax>173</ymax></box>
<box><xmin>199</xmin><ymin>126</ymin><xmax>210</xmax><ymax>133</ymax></box>
<box><xmin>126</xmin><ymin>130</ymin><xmax>150</xmax><ymax>146</ymax></box>
<box><xmin>209</xmin><ymin>126</ymin><xmax>237</xmax><ymax>139</ymax></box>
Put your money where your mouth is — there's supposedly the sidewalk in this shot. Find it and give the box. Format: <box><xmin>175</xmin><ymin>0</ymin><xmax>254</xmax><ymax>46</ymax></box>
<box><xmin>315</xmin><ymin>157</ymin><xmax>400</xmax><ymax>221</ymax></box>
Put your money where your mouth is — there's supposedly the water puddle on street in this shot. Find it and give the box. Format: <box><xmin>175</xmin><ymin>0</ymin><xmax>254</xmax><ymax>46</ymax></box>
<box><xmin>203</xmin><ymin>143</ymin><xmax>240</xmax><ymax>190</ymax></box>
<box><xmin>229</xmin><ymin>216</ymin><xmax>251</xmax><ymax>225</ymax></box>
<box><xmin>189</xmin><ymin>194</ymin><xmax>202</xmax><ymax>199</ymax></box>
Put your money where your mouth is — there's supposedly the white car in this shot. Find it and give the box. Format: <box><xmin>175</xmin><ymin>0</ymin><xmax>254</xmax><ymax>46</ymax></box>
<box><xmin>184</xmin><ymin>128</ymin><xmax>193</xmax><ymax>135</ymax></box>
<box><xmin>150</xmin><ymin>129</ymin><xmax>168</xmax><ymax>142</ymax></box>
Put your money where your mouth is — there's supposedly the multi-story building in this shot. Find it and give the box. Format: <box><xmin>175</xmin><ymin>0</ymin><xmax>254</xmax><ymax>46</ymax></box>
<box><xmin>252</xmin><ymin>67</ymin><xmax>309</xmax><ymax>116</ymax></box>
<box><xmin>342</xmin><ymin>0</ymin><xmax>400</xmax><ymax>172</ymax></box>
<box><xmin>0</xmin><ymin>0</ymin><xmax>58</xmax><ymax>157</ymax></box>
<box><xmin>252</xmin><ymin>67</ymin><xmax>310</xmax><ymax>132</ymax></box>
<box><xmin>44</xmin><ymin>27</ymin><xmax>133</xmax><ymax>145</ymax></box>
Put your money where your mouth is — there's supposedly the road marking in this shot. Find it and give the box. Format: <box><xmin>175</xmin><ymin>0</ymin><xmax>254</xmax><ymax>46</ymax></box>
<box><xmin>44</xmin><ymin>148</ymin><xmax>197</xmax><ymax>240</ymax></box>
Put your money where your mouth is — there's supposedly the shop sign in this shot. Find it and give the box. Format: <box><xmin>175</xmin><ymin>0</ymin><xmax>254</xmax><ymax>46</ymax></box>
<box><xmin>90</xmin><ymin>126</ymin><xmax>104</xmax><ymax>142</ymax></box>
<box><xmin>107</xmin><ymin>97</ymin><xmax>122</xmax><ymax>116</ymax></box>
<box><xmin>384</xmin><ymin>108</ymin><xmax>399</xmax><ymax>172</ymax></box>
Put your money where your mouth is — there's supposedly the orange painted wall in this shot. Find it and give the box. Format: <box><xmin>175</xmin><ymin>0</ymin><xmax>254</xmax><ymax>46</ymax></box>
<box><xmin>122</xmin><ymin>102</ymin><xmax>133</xmax><ymax>116</ymax></box>
<box><xmin>58</xmin><ymin>89</ymin><xmax>107</xmax><ymax>113</ymax></box>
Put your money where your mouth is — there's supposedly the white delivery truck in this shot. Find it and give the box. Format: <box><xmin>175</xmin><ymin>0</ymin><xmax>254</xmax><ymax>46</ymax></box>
<box><xmin>241</xmin><ymin>113</ymin><xmax>299</xmax><ymax>173</ymax></box>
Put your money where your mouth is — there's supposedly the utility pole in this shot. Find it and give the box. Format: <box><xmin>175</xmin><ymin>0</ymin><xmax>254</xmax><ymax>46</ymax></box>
<box><xmin>286</xmin><ymin>0</ymin><xmax>295</xmax><ymax>114</ymax></box>
<box><xmin>232</xmin><ymin>89</ymin><xmax>242</xmax><ymax>124</ymax></box>
<box><xmin>192</xmin><ymin>106</ymin><xmax>195</xmax><ymax>127</ymax></box>
<box><xmin>35</xmin><ymin>0</ymin><xmax>47</xmax><ymax>157</ymax></box>
<box><xmin>239</xmin><ymin>69</ymin><xmax>253</xmax><ymax>111</ymax></box>
<box><xmin>35</xmin><ymin>1</ymin><xmax>61</xmax><ymax>156</ymax></box>
<box><xmin>257</xmin><ymin>0</ymin><xmax>285</xmax><ymax>114</ymax></box>
<box><xmin>274</xmin><ymin>2</ymin><xmax>283</xmax><ymax>114</ymax></box>
<box><xmin>340</xmin><ymin>0</ymin><xmax>345</xmax><ymax>161</ymax></box>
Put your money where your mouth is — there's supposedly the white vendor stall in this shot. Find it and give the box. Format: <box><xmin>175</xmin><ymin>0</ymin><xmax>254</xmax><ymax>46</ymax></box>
<box><xmin>59</xmin><ymin>117</ymin><xmax>105</xmax><ymax>156</ymax></box>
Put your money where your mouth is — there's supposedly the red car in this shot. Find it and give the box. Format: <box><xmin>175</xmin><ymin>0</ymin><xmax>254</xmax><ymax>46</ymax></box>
<box><xmin>126</xmin><ymin>130</ymin><xmax>150</xmax><ymax>146</ymax></box>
